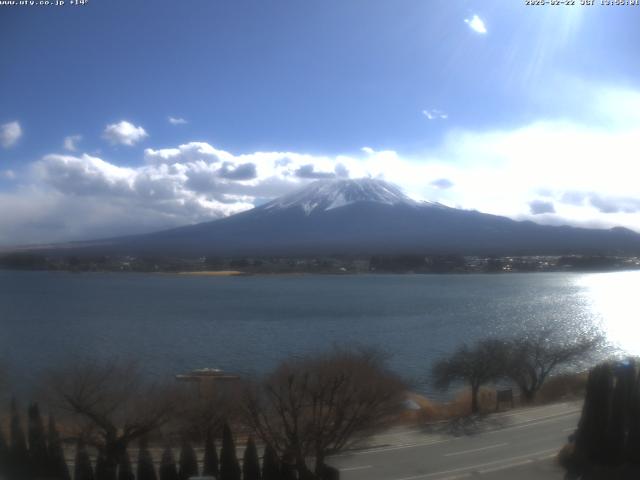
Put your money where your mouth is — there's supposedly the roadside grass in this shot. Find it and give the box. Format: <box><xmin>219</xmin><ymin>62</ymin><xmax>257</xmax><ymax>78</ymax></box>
<box><xmin>403</xmin><ymin>371</ymin><xmax>588</xmax><ymax>424</ymax></box>
<box><xmin>535</xmin><ymin>371</ymin><xmax>588</xmax><ymax>404</ymax></box>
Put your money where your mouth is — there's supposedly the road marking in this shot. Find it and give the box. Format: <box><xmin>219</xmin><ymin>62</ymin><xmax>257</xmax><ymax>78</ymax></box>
<box><xmin>489</xmin><ymin>403</ymin><xmax>578</xmax><ymax>420</ymax></box>
<box><xmin>443</xmin><ymin>442</ymin><xmax>508</xmax><ymax>457</ymax></box>
<box><xmin>334</xmin><ymin>437</ymin><xmax>463</xmax><ymax>457</ymax></box>
<box><xmin>366</xmin><ymin>406</ymin><xmax>580</xmax><ymax>442</ymax></box>
<box><xmin>339</xmin><ymin>465</ymin><xmax>372</xmax><ymax>472</ymax></box>
<box><xmin>478</xmin><ymin>453</ymin><xmax>556</xmax><ymax>474</ymax></box>
<box><xmin>436</xmin><ymin>474</ymin><xmax>471</xmax><ymax>480</ymax></box>
<box><xmin>508</xmin><ymin>409</ymin><xmax>580</xmax><ymax>423</ymax></box>
<box><xmin>375</xmin><ymin>428</ymin><xmax>430</xmax><ymax>438</ymax></box>
<box><xmin>390</xmin><ymin>448</ymin><xmax>558</xmax><ymax>480</ymax></box>
<box><xmin>335</xmin><ymin>411</ymin><xmax>577</xmax><ymax>458</ymax></box>
<box><xmin>332</xmin><ymin>408</ymin><xmax>578</xmax><ymax>468</ymax></box>
<box><xmin>485</xmin><ymin>411</ymin><xmax>579</xmax><ymax>435</ymax></box>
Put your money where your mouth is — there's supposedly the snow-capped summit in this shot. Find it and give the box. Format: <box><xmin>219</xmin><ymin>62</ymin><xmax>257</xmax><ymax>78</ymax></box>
<box><xmin>48</xmin><ymin>177</ymin><xmax>640</xmax><ymax>257</ymax></box>
<box><xmin>260</xmin><ymin>178</ymin><xmax>419</xmax><ymax>215</ymax></box>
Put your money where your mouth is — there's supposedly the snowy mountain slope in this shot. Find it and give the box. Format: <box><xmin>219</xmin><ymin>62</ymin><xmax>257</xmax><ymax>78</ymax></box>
<box><xmin>260</xmin><ymin>178</ymin><xmax>420</xmax><ymax>214</ymax></box>
<box><xmin>259</xmin><ymin>178</ymin><xmax>450</xmax><ymax>215</ymax></box>
<box><xmin>39</xmin><ymin>178</ymin><xmax>640</xmax><ymax>257</ymax></box>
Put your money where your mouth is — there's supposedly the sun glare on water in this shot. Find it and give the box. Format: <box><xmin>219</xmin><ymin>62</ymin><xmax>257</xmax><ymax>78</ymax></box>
<box><xmin>579</xmin><ymin>271</ymin><xmax>640</xmax><ymax>356</ymax></box>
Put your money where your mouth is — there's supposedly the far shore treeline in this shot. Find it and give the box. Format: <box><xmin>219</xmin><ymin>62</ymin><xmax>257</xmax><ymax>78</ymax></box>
<box><xmin>1</xmin><ymin>252</ymin><xmax>639</xmax><ymax>274</ymax></box>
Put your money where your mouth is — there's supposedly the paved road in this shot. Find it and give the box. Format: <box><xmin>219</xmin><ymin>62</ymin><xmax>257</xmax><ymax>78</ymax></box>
<box><xmin>328</xmin><ymin>402</ymin><xmax>580</xmax><ymax>480</ymax></box>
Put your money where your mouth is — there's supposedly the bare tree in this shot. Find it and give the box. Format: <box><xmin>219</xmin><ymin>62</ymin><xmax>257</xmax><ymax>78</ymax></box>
<box><xmin>504</xmin><ymin>329</ymin><xmax>601</xmax><ymax>403</ymax></box>
<box><xmin>47</xmin><ymin>359</ymin><xmax>178</xmax><ymax>480</ymax></box>
<box><xmin>431</xmin><ymin>338</ymin><xmax>507</xmax><ymax>414</ymax></box>
<box><xmin>243</xmin><ymin>347</ymin><xmax>406</xmax><ymax>478</ymax></box>
<box><xmin>172</xmin><ymin>383</ymin><xmax>240</xmax><ymax>442</ymax></box>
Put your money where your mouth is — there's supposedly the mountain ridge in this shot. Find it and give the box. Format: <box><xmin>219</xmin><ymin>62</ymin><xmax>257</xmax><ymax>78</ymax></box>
<box><xmin>14</xmin><ymin>178</ymin><xmax>640</xmax><ymax>257</ymax></box>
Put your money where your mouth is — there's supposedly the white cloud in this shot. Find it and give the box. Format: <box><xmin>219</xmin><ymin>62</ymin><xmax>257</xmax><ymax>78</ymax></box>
<box><xmin>465</xmin><ymin>14</ymin><xmax>487</xmax><ymax>34</ymax></box>
<box><xmin>361</xmin><ymin>146</ymin><xmax>375</xmax><ymax>155</ymax></box>
<box><xmin>63</xmin><ymin>134</ymin><xmax>82</xmax><ymax>152</ymax></box>
<box><xmin>102</xmin><ymin>121</ymin><xmax>148</xmax><ymax>146</ymax></box>
<box><xmin>0</xmin><ymin>121</ymin><xmax>22</xmax><ymax>148</ymax></box>
<box><xmin>144</xmin><ymin>142</ymin><xmax>231</xmax><ymax>165</ymax></box>
<box><xmin>1</xmin><ymin>169</ymin><xmax>16</xmax><ymax>180</ymax></box>
<box><xmin>0</xmin><ymin>143</ymin><xmax>367</xmax><ymax>243</ymax></box>
<box><xmin>35</xmin><ymin>154</ymin><xmax>135</xmax><ymax>197</ymax></box>
<box><xmin>2</xmin><ymin>85</ymin><xmax>640</xmax><ymax>245</ymax></box>
<box><xmin>417</xmin><ymin>116</ymin><xmax>640</xmax><ymax>231</ymax></box>
<box><xmin>168</xmin><ymin>116</ymin><xmax>187</xmax><ymax>125</ymax></box>
<box><xmin>422</xmin><ymin>109</ymin><xmax>448</xmax><ymax>121</ymax></box>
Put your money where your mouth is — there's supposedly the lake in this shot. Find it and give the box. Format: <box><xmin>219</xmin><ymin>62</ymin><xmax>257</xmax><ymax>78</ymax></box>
<box><xmin>1</xmin><ymin>270</ymin><xmax>638</xmax><ymax>396</ymax></box>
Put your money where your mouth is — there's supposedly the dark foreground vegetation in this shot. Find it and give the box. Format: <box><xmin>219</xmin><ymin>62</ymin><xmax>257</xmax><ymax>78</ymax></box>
<box><xmin>0</xmin><ymin>330</ymin><xmax>604</xmax><ymax>480</ymax></box>
<box><xmin>0</xmin><ymin>406</ymin><xmax>289</xmax><ymax>480</ymax></box>
<box><xmin>0</xmin><ymin>347</ymin><xmax>405</xmax><ymax>480</ymax></box>
<box><xmin>560</xmin><ymin>358</ymin><xmax>640</xmax><ymax>479</ymax></box>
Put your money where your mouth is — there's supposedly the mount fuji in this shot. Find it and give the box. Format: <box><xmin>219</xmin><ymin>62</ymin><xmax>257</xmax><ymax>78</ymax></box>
<box><xmin>46</xmin><ymin>178</ymin><xmax>640</xmax><ymax>256</ymax></box>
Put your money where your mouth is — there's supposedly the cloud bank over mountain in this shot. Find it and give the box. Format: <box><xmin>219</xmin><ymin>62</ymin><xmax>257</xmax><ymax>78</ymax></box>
<box><xmin>1</xmin><ymin>86</ymin><xmax>640</xmax><ymax>246</ymax></box>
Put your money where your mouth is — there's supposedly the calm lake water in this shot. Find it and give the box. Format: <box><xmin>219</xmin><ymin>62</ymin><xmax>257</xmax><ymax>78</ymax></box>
<box><xmin>1</xmin><ymin>270</ymin><xmax>638</xmax><ymax>396</ymax></box>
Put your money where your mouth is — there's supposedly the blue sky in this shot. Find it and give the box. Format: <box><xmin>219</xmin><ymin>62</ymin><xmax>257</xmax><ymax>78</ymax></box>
<box><xmin>1</xmin><ymin>0</ymin><xmax>640</xmax><ymax>245</ymax></box>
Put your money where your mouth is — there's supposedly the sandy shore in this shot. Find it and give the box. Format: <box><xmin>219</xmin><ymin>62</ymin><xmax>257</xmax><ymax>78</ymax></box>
<box><xmin>176</xmin><ymin>270</ymin><xmax>247</xmax><ymax>276</ymax></box>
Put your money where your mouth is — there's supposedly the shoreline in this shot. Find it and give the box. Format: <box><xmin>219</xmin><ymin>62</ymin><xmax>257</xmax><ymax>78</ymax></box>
<box><xmin>2</xmin><ymin>267</ymin><xmax>640</xmax><ymax>276</ymax></box>
<box><xmin>174</xmin><ymin>270</ymin><xmax>247</xmax><ymax>277</ymax></box>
